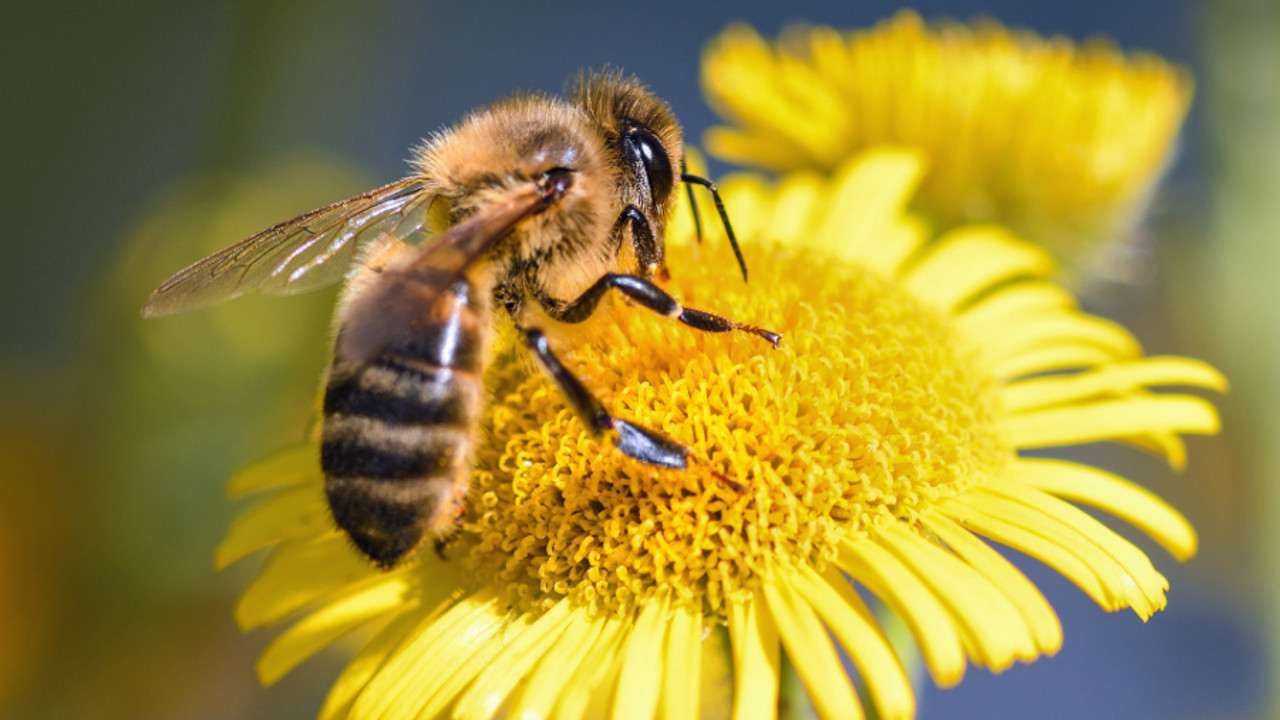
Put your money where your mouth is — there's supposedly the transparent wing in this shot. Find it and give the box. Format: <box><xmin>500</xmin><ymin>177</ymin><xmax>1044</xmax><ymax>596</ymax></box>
<box><xmin>141</xmin><ymin>178</ymin><xmax>435</xmax><ymax>317</ymax></box>
<box><xmin>336</xmin><ymin>182</ymin><xmax>552</xmax><ymax>365</ymax></box>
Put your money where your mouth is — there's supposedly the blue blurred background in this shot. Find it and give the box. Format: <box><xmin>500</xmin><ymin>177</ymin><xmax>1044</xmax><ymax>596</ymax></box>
<box><xmin>0</xmin><ymin>2</ymin><xmax>1268</xmax><ymax>718</ymax></box>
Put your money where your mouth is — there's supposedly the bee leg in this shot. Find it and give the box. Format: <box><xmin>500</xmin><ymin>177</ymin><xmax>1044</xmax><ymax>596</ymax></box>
<box><xmin>433</xmin><ymin>536</ymin><xmax>453</xmax><ymax>561</ymax></box>
<box><xmin>521</xmin><ymin>327</ymin><xmax>689</xmax><ymax>469</ymax></box>
<box><xmin>611</xmin><ymin>205</ymin><xmax>664</xmax><ymax>279</ymax></box>
<box><xmin>431</xmin><ymin>506</ymin><xmax>465</xmax><ymax>560</ymax></box>
<box><xmin>551</xmin><ymin>273</ymin><xmax>781</xmax><ymax>347</ymax></box>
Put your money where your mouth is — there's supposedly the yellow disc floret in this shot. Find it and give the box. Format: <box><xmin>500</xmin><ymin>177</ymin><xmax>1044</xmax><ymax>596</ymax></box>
<box><xmin>465</xmin><ymin>240</ymin><xmax>1009</xmax><ymax>617</ymax></box>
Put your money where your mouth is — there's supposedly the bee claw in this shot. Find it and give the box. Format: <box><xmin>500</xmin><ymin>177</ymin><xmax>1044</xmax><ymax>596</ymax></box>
<box><xmin>744</xmin><ymin>326</ymin><xmax>781</xmax><ymax>348</ymax></box>
<box><xmin>709</xmin><ymin>468</ymin><xmax>748</xmax><ymax>493</ymax></box>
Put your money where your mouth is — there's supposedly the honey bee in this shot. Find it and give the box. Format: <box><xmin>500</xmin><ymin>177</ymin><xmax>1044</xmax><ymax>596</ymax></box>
<box><xmin>143</xmin><ymin>71</ymin><xmax>780</xmax><ymax>568</ymax></box>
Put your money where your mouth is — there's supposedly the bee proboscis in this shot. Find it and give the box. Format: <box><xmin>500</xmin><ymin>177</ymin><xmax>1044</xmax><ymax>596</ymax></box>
<box><xmin>143</xmin><ymin>71</ymin><xmax>780</xmax><ymax>568</ymax></box>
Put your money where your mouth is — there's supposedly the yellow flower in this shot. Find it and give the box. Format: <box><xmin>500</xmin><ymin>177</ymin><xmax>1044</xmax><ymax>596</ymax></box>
<box><xmin>218</xmin><ymin>149</ymin><xmax>1222</xmax><ymax>719</ymax></box>
<box><xmin>701</xmin><ymin>12</ymin><xmax>1193</xmax><ymax>275</ymax></box>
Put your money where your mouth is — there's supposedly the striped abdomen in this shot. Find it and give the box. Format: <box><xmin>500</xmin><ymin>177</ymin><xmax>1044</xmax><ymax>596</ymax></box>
<box><xmin>321</xmin><ymin>279</ymin><xmax>489</xmax><ymax>568</ymax></box>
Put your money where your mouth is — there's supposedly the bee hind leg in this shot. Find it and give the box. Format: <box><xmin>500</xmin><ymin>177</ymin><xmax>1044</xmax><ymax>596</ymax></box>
<box><xmin>433</xmin><ymin>534</ymin><xmax>457</xmax><ymax>561</ymax></box>
<box><xmin>431</xmin><ymin>504</ymin><xmax>465</xmax><ymax>561</ymax></box>
<box><xmin>521</xmin><ymin>327</ymin><xmax>688</xmax><ymax>469</ymax></box>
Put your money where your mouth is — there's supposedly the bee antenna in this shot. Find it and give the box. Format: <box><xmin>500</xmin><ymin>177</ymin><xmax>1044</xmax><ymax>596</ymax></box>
<box><xmin>680</xmin><ymin>157</ymin><xmax>705</xmax><ymax>245</ymax></box>
<box><xmin>681</xmin><ymin>172</ymin><xmax>748</xmax><ymax>283</ymax></box>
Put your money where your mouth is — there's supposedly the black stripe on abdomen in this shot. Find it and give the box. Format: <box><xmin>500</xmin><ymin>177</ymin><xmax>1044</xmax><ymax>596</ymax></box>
<box><xmin>320</xmin><ymin>418</ymin><xmax>472</xmax><ymax>567</ymax></box>
<box><xmin>320</xmin><ymin>415</ymin><xmax>471</xmax><ymax>567</ymax></box>
<box><xmin>323</xmin><ymin>359</ymin><xmax>478</xmax><ymax>426</ymax></box>
<box><xmin>320</xmin><ymin>418</ymin><xmax>467</xmax><ymax>480</ymax></box>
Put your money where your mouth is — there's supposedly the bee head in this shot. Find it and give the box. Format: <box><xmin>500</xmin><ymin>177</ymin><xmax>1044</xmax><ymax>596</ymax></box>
<box><xmin>572</xmin><ymin>70</ymin><xmax>683</xmax><ymax>274</ymax></box>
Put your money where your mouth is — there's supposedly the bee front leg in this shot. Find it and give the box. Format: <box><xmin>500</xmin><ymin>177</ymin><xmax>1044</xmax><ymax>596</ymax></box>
<box><xmin>611</xmin><ymin>205</ymin><xmax>661</xmax><ymax>276</ymax></box>
<box><xmin>521</xmin><ymin>327</ymin><xmax>689</xmax><ymax>469</ymax></box>
<box><xmin>551</xmin><ymin>273</ymin><xmax>781</xmax><ymax>347</ymax></box>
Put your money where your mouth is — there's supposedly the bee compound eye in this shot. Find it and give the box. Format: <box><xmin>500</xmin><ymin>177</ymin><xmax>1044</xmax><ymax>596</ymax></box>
<box><xmin>622</xmin><ymin>127</ymin><xmax>674</xmax><ymax>207</ymax></box>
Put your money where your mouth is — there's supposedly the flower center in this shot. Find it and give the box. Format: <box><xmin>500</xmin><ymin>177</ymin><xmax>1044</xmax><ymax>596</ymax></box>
<box><xmin>462</xmin><ymin>241</ymin><xmax>1008</xmax><ymax>618</ymax></box>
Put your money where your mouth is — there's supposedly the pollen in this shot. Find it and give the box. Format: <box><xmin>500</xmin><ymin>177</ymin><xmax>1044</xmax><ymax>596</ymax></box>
<box><xmin>464</xmin><ymin>240</ymin><xmax>1008</xmax><ymax>618</ymax></box>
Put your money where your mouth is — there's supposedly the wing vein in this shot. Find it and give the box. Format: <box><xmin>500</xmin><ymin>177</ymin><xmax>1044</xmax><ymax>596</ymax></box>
<box><xmin>141</xmin><ymin>178</ymin><xmax>430</xmax><ymax>317</ymax></box>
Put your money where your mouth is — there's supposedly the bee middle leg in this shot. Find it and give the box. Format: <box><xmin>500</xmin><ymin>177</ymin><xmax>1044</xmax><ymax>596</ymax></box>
<box><xmin>549</xmin><ymin>273</ymin><xmax>781</xmax><ymax>347</ymax></box>
<box><xmin>521</xmin><ymin>327</ymin><xmax>689</xmax><ymax>469</ymax></box>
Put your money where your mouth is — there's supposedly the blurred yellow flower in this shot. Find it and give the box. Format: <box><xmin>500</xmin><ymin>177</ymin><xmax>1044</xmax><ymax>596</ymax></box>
<box><xmin>702</xmin><ymin>11</ymin><xmax>1193</xmax><ymax>276</ymax></box>
<box><xmin>219</xmin><ymin>150</ymin><xmax>1222</xmax><ymax>720</ymax></box>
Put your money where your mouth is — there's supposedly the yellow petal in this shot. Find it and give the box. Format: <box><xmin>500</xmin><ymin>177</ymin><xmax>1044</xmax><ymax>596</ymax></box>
<box><xmin>790</xmin><ymin>565</ymin><xmax>915</xmax><ymax>720</ymax></box>
<box><xmin>983</xmin><ymin>483</ymin><xmax>1170</xmax><ymax>619</ymax></box>
<box><xmin>613</xmin><ymin>595</ymin><xmax>671</xmax><ymax>720</ymax></box>
<box><xmin>661</xmin><ymin>603</ymin><xmax>703</xmax><ymax>720</ymax></box>
<box><xmin>452</xmin><ymin>600</ymin><xmax>575</xmax><ymax>720</ymax></box>
<box><xmin>761</xmin><ymin>578</ymin><xmax>863</xmax><ymax>720</ymax></box>
<box><xmin>553</xmin><ymin>617</ymin><xmax>628</xmax><ymax>720</ymax></box>
<box><xmin>351</xmin><ymin>587</ymin><xmax>508</xmax><ymax>720</ymax></box>
<box><xmin>956</xmin><ymin>281</ymin><xmax>1076</xmax><ymax>339</ymax></box>
<box><xmin>904</xmin><ymin>226</ymin><xmax>1055</xmax><ymax>311</ymax></box>
<box><xmin>765</xmin><ymin>171</ymin><xmax>825</xmax><ymax>243</ymax></box>
<box><xmin>701</xmin><ymin>25</ymin><xmax>774</xmax><ymax>123</ymax></box>
<box><xmin>257</xmin><ymin>574</ymin><xmax>410</xmax><ymax>685</ymax></box>
<box><xmin>878</xmin><ymin>523</ymin><xmax>1037</xmax><ymax>669</ymax></box>
<box><xmin>1005</xmin><ymin>395</ymin><xmax>1220</xmax><ymax>448</ymax></box>
<box><xmin>1001</xmin><ymin>357</ymin><xmax>1227</xmax><ymax>412</ymax></box>
<box><xmin>809</xmin><ymin>149</ymin><xmax>925</xmax><ymax>270</ymax></box>
<box><xmin>1011</xmin><ymin>458</ymin><xmax>1196</xmax><ymax>560</ymax></box>
<box><xmin>508</xmin><ymin>611</ymin><xmax>609</xmax><ymax>720</ymax></box>
<box><xmin>956</xmin><ymin>489</ymin><xmax>1156</xmax><ymax>614</ymax></box>
<box><xmin>235</xmin><ymin>535</ymin><xmax>379</xmax><ymax>629</ymax></box>
<box><xmin>728</xmin><ymin>594</ymin><xmax>780</xmax><ymax>720</ymax></box>
<box><xmin>432</xmin><ymin>613</ymin><xmax>547</xmax><ymax>720</ymax></box>
<box><xmin>701</xmin><ymin>27</ymin><xmax>833</xmax><ymax>167</ymax></box>
<box><xmin>836</xmin><ymin>537</ymin><xmax>966</xmax><ymax>686</ymax></box>
<box><xmin>318</xmin><ymin>603</ymin><xmax>440</xmax><ymax>720</ymax></box>
<box><xmin>771</xmin><ymin>53</ymin><xmax>853</xmax><ymax>150</ymax></box>
<box><xmin>923</xmin><ymin>511</ymin><xmax>1062</xmax><ymax>654</ymax></box>
<box><xmin>228</xmin><ymin>444</ymin><xmax>317</xmax><ymax>497</ymax></box>
<box><xmin>714</xmin><ymin>174</ymin><xmax>774</xmax><ymax>243</ymax></box>
<box><xmin>991</xmin><ymin>344</ymin><xmax>1118</xmax><ymax>380</ymax></box>
<box><xmin>983</xmin><ymin>314</ymin><xmax>1141</xmax><ymax>368</ymax></box>
<box><xmin>215</xmin><ymin>484</ymin><xmax>328</xmax><ymax>570</ymax></box>
<box><xmin>938</xmin><ymin>496</ymin><xmax>1114</xmax><ymax>609</ymax></box>
<box><xmin>1117</xmin><ymin>431</ymin><xmax>1188</xmax><ymax>470</ymax></box>
<box><xmin>864</xmin><ymin>215</ymin><xmax>931</xmax><ymax>278</ymax></box>
<box><xmin>704</xmin><ymin>128</ymin><xmax>811</xmax><ymax>173</ymax></box>
<box><xmin>803</xmin><ymin>26</ymin><xmax>854</xmax><ymax>95</ymax></box>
